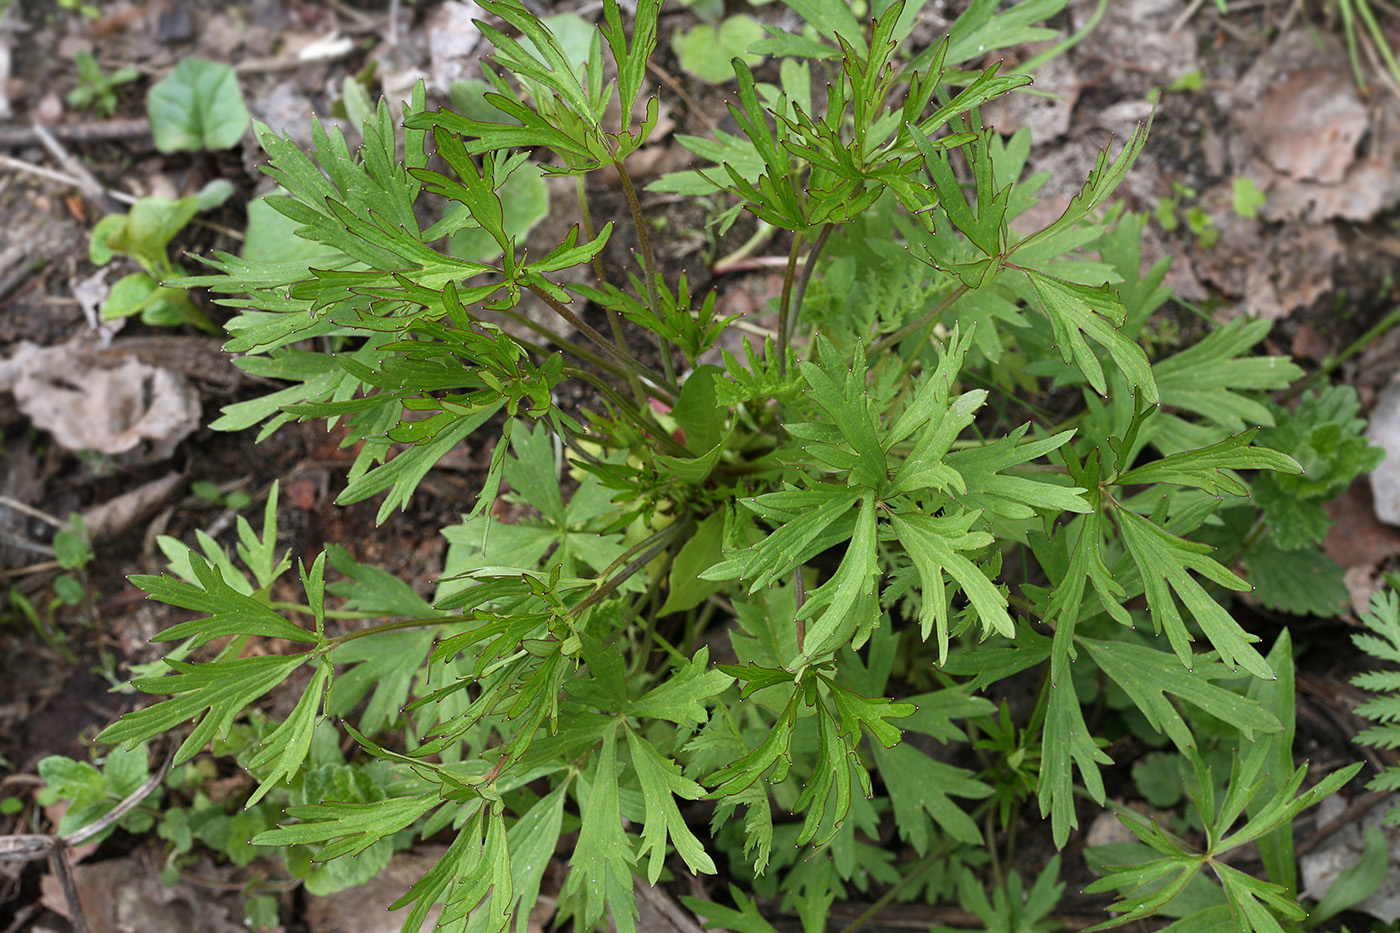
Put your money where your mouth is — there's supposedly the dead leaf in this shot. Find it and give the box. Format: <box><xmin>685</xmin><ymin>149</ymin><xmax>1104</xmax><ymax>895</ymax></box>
<box><xmin>0</xmin><ymin>339</ymin><xmax>200</xmax><ymax>460</ymax></box>
<box><xmin>81</xmin><ymin>472</ymin><xmax>185</xmax><ymax>541</ymax></box>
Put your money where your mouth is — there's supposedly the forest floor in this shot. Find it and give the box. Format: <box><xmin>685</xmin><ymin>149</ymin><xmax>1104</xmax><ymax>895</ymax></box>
<box><xmin>3</xmin><ymin>0</ymin><xmax>1400</xmax><ymax>930</ymax></box>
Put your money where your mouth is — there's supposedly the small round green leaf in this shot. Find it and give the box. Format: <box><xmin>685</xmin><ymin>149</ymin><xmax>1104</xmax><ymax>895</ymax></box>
<box><xmin>147</xmin><ymin>57</ymin><xmax>251</xmax><ymax>152</ymax></box>
<box><xmin>89</xmin><ymin>213</ymin><xmax>128</xmax><ymax>266</ymax></box>
<box><xmin>102</xmin><ymin>272</ymin><xmax>160</xmax><ymax>321</ymax></box>
<box><xmin>672</xmin><ymin>15</ymin><xmax>765</xmax><ymax>83</ymax></box>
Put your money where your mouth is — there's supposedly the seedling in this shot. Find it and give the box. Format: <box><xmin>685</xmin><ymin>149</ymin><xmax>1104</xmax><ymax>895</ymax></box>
<box><xmin>89</xmin><ymin>180</ymin><xmax>232</xmax><ymax>332</ymax></box>
<box><xmin>66</xmin><ymin>50</ymin><xmax>138</xmax><ymax>117</ymax></box>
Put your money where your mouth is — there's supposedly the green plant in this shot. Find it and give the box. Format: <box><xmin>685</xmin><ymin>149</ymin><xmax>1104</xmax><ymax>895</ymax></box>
<box><xmin>57</xmin><ymin>0</ymin><xmax>99</xmax><ymax>20</ymax></box>
<box><xmin>1350</xmin><ymin>577</ymin><xmax>1400</xmax><ymax>823</ymax></box>
<box><xmin>1155</xmin><ymin>182</ymin><xmax>1219</xmax><ymax>247</ymax></box>
<box><xmin>147</xmin><ymin>57</ymin><xmax>251</xmax><ymax>153</ymax></box>
<box><xmin>89</xmin><ymin>180</ymin><xmax>233</xmax><ymax>332</ymax></box>
<box><xmin>191</xmin><ymin>480</ymin><xmax>253</xmax><ymax>510</ymax></box>
<box><xmin>673</xmin><ymin>14</ymin><xmax>766</xmax><ymax>82</ymax></box>
<box><xmin>51</xmin><ymin>0</ymin><xmax>1369</xmax><ymax>931</ymax></box>
<box><xmin>66</xmin><ymin>50</ymin><xmax>138</xmax><ymax>117</ymax></box>
<box><xmin>37</xmin><ymin>744</ymin><xmax>156</xmax><ymax>844</ymax></box>
<box><xmin>53</xmin><ymin>512</ymin><xmax>95</xmax><ymax>608</ymax></box>
<box><xmin>1338</xmin><ymin>0</ymin><xmax>1400</xmax><ymax>96</ymax></box>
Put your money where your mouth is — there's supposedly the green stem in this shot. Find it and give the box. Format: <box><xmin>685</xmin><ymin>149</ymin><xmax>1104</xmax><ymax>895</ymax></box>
<box><xmin>597</xmin><ymin>519</ymin><xmax>690</xmax><ymax>583</ymax></box>
<box><xmin>866</xmin><ymin>284</ymin><xmax>970</xmax><ymax>358</ymax></box>
<box><xmin>562</xmin><ymin>366</ymin><xmax>691</xmax><ymax>457</ymax></box>
<box><xmin>492</xmin><ymin>302</ymin><xmax>633</xmax><ymax>386</ymax></box>
<box><xmin>525</xmin><ymin>281</ymin><xmax>678</xmax><ymax>398</ymax></box>
<box><xmin>626</xmin><ymin>546</ymin><xmax>676</xmax><ymax>678</ymax></box>
<box><xmin>570</xmin><ymin>522</ymin><xmax>686</xmax><ymax>619</ymax></box>
<box><xmin>268</xmin><ymin>602</ymin><xmax>383</xmax><ymax>620</ymax></box>
<box><xmin>776</xmin><ymin>223</ymin><xmax>835</xmax><ymax>378</ymax></box>
<box><xmin>614</xmin><ymin>158</ymin><xmax>677</xmax><ymax>387</ymax></box>
<box><xmin>575</xmin><ymin>174</ymin><xmax>610</xmax><ymax>289</ymax></box>
<box><xmin>315</xmin><ymin>616</ymin><xmax>460</xmax><ymax>657</ymax></box>
<box><xmin>775</xmin><ymin>236</ymin><xmax>803</xmax><ymax>378</ymax></box>
<box><xmin>576</xmin><ymin>172</ymin><xmax>647</xmax><ymax>409</ymax></box>
<box><xmin>790</xmin><ymin>224</ymin><xmax>833</xmax><ymax>333</ymax></box>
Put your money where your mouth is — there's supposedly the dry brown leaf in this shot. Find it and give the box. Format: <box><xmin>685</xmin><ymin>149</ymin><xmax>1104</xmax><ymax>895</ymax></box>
<box><xmin>0</xmin><ymin>340</ymin><xmax>200</xmax><ymax>460</ymax></box>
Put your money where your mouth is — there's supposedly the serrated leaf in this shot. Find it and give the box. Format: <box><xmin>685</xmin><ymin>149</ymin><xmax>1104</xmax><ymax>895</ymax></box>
<box><xmin>1024</xmin><ymin>268</ymin><xmax>1156</xmax><ymax>401</ymax></box>
<box><xmin>1082</xmin><ymin>639</ymin><xmax>1280</xmax><ymax>753</ymax></box>
<box><xmin>562</xmin><ymin>723</ymin><xmax>637</xmax><ymax>933</ymax></box>
<box><xmin>1149</xmin><ymin>319</ymin><xmax>1302</xmax><ymax>453</ymax></box>
<box><xmin>98</xmin><ymin>653</ymin><xmax>309</xmax><ymax>765</ymax></box>
<box><xmin>1116</xmin><ymin>508</ymin><xmax>1269</xmax><ymax>678</ymax></box>
<box><xmin>245</xmin><ymin>659</ymin><xmax>331</xmax><ymax>805</ymax></box>
<box><xmin>627</xmin><ymin>648</ymin><xmax>734</xmax><ymax>726</ymax></box>
<box><xmin>1242</xmin><ymin>543</ymin><xmax>1347</xmax><ymax>618</ymax></box>
<box><xmin>625</xmin><ymin>728</ymin><xmax>716</xmax><ymax>882</ymax></box>
<box><xmin>702</xmin><ymin>485</ymin><xmax>862</xmax><ymax>591</ymax></box>
<box><xmin>888</xmin><ymin>510</ymin><xmax>1011</xmax><ymax>664</ymax></box>
<box><xmin>871</xmin><ymin>742</ymin><xmax>989</xmax><ymax>849</ymax></box>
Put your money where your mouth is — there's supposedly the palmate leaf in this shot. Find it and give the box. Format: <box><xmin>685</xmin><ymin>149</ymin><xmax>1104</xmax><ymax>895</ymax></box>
<box><xmin>98</xmin><ymin>653</ymin><xmax>310</xmax><ymax>765</ymax></box>
<box><xmin>793</xmin><ymin>699</ymin><xmax>864</xmax><ymax>847</ymax></box>
<box><xmin>136</xmin><ymin>556</ymin><xmax>318</xmax><ymax>649</ymax></box>
<box><xmin>702</xmin><ymin>485</ymin><xmax>862</xmax><ymax>592</ymax></box>
<box><xmin>626</xmin><ymin>649</ymin><xmax>734</xmax><ymax>727</ymax></box>
<box><xmin>1089</xmin><ymin>745</ymin><xmax>1360</xmax><ymax>933</ymax></box>
<box><xmin>798</xmin><ymin>337</ymin><xmax>886</xmax><ymax>488</ymax></box>
<box><xmin>1024</xmin><ymin>268</ymin><xmax>1156</xmax><ymax>401</ymax></box>
<box><xmin>624</xmin><ymin>728</ymin><xmax>715</xmax><ymax>883</ymax></box>
<box><xmin>211</xmin><ymin>340</ymin><xmax>390</xmax><ymax>439</ymax></box>
<box><xmin>888</xmin><ymin>510</ymin><xmax>1012</xmax><ymax>664</ymax></box>
<box><xmin>1148</xmin><ymin>319</ymin><xmax>1303</xmax><ymax>454</ymax></box>
<box><xmin>920</xmin><ymin>126</ymin><xmax>1011</xmax><ymax>264</ymax></box>
<box><xmin>1115</xmin><ymin>508</ymin><xmax>1270</xmax><ymax>678</ymax></box>
<box><xmin>871</xmin><ymin>742</ymin><xmax>989</xmax><ymax>848</ymax></box>
<box><xmin>945</xmin><ymin>426</ymin><xmax>1089</xmax><ymax>519</ymax></box>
